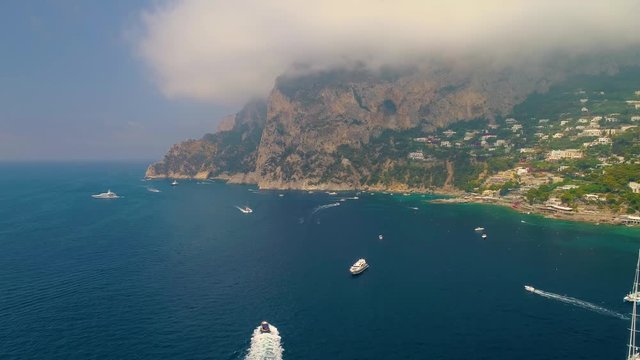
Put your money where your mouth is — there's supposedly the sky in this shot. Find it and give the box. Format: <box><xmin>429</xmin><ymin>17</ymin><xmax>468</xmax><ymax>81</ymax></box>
<box><xmin>0</xmin><ymin>1</ymin><xmax>233</xmax><ymax>161</ymax></box>
<box><xmin>2</xmin><ymin>0</ymin><xmax>639</xmax><ymax>160</ymax></box>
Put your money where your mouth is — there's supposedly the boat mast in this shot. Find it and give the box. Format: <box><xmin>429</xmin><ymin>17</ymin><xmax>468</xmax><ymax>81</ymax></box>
<box><xmin>629</xmin><ymin>250</ymin><xmax>640</xmax><ymax>360</ymax></box>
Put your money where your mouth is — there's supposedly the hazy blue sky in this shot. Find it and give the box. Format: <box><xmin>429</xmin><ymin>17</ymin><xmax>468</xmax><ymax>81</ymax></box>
<box><xmin>0</xmin><ymin>1</ymin><xmax>232</xmax><ymax>161</ymax></box>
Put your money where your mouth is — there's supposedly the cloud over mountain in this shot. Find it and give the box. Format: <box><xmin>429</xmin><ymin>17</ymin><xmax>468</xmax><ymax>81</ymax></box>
<box><xmin>136</xmin><ymin>0</ymin><xmax>640</xmax><ymax>104</ymax></box>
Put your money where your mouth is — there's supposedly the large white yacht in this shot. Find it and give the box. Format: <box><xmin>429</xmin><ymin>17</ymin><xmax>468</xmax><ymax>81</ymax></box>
<box><xmin>350</xmin><ymin>259</ymin><xmax>369</xmax><ymax>275</ymax></box>
<box><xmin>92</xmin><ymin>189</ymin><xmax>119</xmax><ymax>199</ymax></box>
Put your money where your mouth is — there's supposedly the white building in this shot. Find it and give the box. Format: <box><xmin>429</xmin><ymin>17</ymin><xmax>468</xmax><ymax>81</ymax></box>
<box><xmin>408</xmin><ymin>151</ymin><xmax>425</xmax><ymax>160</ymax></box>
<box><xmin>560</xmin><ymin>120</ymin><xmax>569</xmax><ymax>126</ymax></box>
<box><xmin>631</xmin><ymin>116</ymin><xmax>640</xmax><ymax>122</ymax></box>
<box><xmin>547</xmin><ymin>149</ymin><xmax>584</xmax><ymax>160</ymax></box>
<box><xmin>578</xmin><ymin>129</ymin><xmax>602</xmax><ymax>137</ymax></box>
<box><xmin>629</xmin><ymin>182</ymin><xmax>640</xmax><ymax>194</ymax></box>
<box><xmin>553</xmin><ymin>133</ymin><xmax>564</xmax><ymax>139</ymax></box>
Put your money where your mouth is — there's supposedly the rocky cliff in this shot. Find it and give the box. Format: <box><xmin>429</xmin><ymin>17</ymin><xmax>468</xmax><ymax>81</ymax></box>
<box><xmin>145</xmin><ymin>99</ymin><xmax>266</xmax><ymax>180</ymax></box>
<box><xmin>147</xmin><ymin>56</ymin><xmax>632</xmax><ymax>190</ymax></box>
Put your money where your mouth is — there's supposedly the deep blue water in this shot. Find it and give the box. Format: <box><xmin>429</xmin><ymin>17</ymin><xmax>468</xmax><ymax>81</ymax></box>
<box><xmin>1</xmin><ymin>162</ymin><xmax>639</xmax><ymax>359</ymax></box>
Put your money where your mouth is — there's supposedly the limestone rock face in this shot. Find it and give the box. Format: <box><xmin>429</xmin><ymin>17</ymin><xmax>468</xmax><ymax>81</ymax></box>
<box><xmin>145</xmin><ymin>99</ymin><xmax>267</xmax><ymax>179</ymax></box>
<box><xmin>253</xmin><ymin>65</ymin><xmax>558</xmax><ymax>188</ymax></box>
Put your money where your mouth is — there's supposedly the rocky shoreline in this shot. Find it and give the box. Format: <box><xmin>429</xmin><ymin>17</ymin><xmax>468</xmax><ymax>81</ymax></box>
<box><xmin>429</xmin><ymin>195</ymin><xmax>637</xmax><ymax>227</ymax></box>
<box><xmin>145</xmin><ymin>171</ymin><xmax>638</xmax><ymax>227</ymax></box>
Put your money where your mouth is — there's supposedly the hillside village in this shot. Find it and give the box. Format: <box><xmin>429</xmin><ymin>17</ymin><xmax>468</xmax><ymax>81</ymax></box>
<box><xmin>411</xmin><ymin>80</ymin><xmax>640</xmax><ymax>225</ymax></box>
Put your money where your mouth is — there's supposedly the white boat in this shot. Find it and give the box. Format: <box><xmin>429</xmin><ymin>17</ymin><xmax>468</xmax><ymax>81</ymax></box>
<box><xmin>474</xmin><ymin>227</ymin><xmax>485</xmax><ymax>232</ymax></box>
<box><xmin>628</xmin><ymin>250</ymin><xmax>640</xmax><ymax>360</ymax></box>
<box><xmin>171</xmin><ymin>180</ymin><xmax>178</xmax><ymax>186</ymax></box>
<box><xmin>326</xmin><ymin>191</ymin><xmax>337</xmax><ymax>195</ymax></box>
<box><xmin>350</xmin><ymin>259</ymin><xmax>369</xmax><ymax>275</ymax></box>
<box><xmin>92</xmin><ymin>189</ymin><xmax>119</xmax><ymax>199</ymax></box>
<box><xmin>524</xmin><ymin>285</ymin><xmax>535</xmax><ymax>292</ymax></box>
<box><xmin>481</xmin><ymin>233</ymin><xmax>487</xmax><ymax>239</ymax></box>
<box><xmin>246</xmin><ymin>321</ymin><xmax>283</xmax><ymax>360</ymax></box>
<box><xmin>147</xmin><ymin>187</ymin><xmax>160</xmax><ymax>193</ymax></box>
<box><xmin>259</xmin><ymin>321</ymin><xmax>271</xmax><ymax>333</ymax></box>
<box><xmin>378</xmin><ymin>234</ymin><xmax>383</xmax><ymax>240</ymax></box>
<box><xmin>625</xmin><ymin>250</ymin><xmax>640</xmax><ymax>303</ymax></box>
<box><xmin>236</xmin><ymin>206</ymin><xmax>253</xmax><ymax>214</ymax></box>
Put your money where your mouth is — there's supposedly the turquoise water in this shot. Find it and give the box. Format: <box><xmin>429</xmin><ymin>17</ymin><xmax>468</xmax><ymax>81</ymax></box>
<box><xmin>1</xmin><ymin>162</ymin><xmax>639</xmax><ymax>359</ymax></box>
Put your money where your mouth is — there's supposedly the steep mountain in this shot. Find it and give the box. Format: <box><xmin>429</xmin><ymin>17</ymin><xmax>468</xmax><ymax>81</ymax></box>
<box><xmin>147</xmin><ymin>56</ymin><xmax>634</xmax><ymax>190</ymax></box>
<box><xmin>145</xmin><ymin>99</ymin><xmax>266</xmax><ymax>180</ymax></box>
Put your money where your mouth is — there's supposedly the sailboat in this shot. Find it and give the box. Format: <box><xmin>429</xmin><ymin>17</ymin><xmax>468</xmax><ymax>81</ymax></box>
<box><xmin>628</xmin><ymin>250</ymin><xmax>640</xmax><ymax>360</ymax></box>
<box><xmin>626</xmin><ymin>251</ymin><xmax>640</xmax><ymax>302</ymax></box>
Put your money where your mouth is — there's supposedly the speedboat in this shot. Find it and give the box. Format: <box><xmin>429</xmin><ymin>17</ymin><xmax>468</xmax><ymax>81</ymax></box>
<box><xmin>171</xmin><ymin>180</ymin><xmax>178</xmax><ymax>186</ymax></box>
<box><xmin>259</xmin><ymin>321</ymin><xmax>271</xmax><ymax>333</ymax></box>
<box><xmin>524</xmin><ymin>285</ymin><xmax>535</xmax><ymax>292</ymax></box>
<box><xmin>350</xmin><ymin>259</ymin><xmax>369</xmax><ymax>275</ymax></box>
<box><xmin>236</xmin><ymin>206</ymin><xmax>253</xmax><ymax>214</ymax></box>
<box><xmin>474</xmin><ymin>227</ymin><xmax>485</xmax><ymax>232</ymax></box>
<box><xmin>378</xmin><ymin>234</ymin><xmax>384</xmax><ymax>240</ymax></box>
<box><xmin>481</xmin><ymin>233</ymin><xmax>487</xmax><ymax>239</ymax></box>
<box><xmin>92</xmin><ymin>189</ymin><xmax>119</xmax><ymax>199</ymax></box>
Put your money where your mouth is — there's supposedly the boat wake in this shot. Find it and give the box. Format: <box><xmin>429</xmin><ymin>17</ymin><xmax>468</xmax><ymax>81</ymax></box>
<box><xmin>311</xmin><ymin>202</ymin><xmax>341</xmax><ymax>215</ymax></box>
<box><xmin>245</xmin><ymin>325</ymin><xmax>283</xmax><ymax>360</ymax></box>
<box><xmin>529</xmin><ymin>287</ymin><xmax>628</xmax><ymax>320</ymax></box>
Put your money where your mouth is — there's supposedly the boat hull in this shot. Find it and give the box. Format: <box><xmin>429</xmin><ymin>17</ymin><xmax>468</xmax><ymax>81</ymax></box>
<box><xmin>350</xmin><ymin>264</ymin><xmax>369</xmax><ymax>275</ymax></box>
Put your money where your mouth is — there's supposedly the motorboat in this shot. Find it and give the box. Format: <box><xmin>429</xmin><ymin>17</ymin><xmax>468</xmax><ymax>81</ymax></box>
<box><xmin>236</xmin><ymin>206</ymin><xmax>253</xmax><ymax>214</ymax></box>
<box><xmin>171</xmin><ymin>180</ymin><xmax>178</xmax><ymax>186</ymax></box>
<box><xmin>481</xmin><ymin>233</ymin><xmax>487</xmax><ymax>239</ymax></box>
<box><xmin>378</xmin><ymin>234</ymin><xmax>384</xmax><ymax>240</ymax></box>
<box><xmin>474</xmin><ymin>227</ymin><xmax>485</xmax><ymax>232</ymax></box>
<box><xmin>259</xmin><ymin>321</ymin><xmax>271</xmax><ymax>333</ymax></box>
<box><xmin>326</xmin><ymin>191</ymin><xmax>337</xmax><ymax>195</ymax></box>
<box><xmin>524</xmin><ymin>285</ymin><xmax>535</xmax><ymax>292</ymax></box>
<box><xmin>92</xmin><ymin>189</ymin><xmax>119</xmax><ymax>199</ymax></box>
<box><xmin>147</xmin><ymin>187</ymin><xmax>160</xmax><ymax>193</ymax></box>
<box><xmin>350</xmin><ymin>259</ymin><xmax>369</xmax><ymax>275</ymax></box>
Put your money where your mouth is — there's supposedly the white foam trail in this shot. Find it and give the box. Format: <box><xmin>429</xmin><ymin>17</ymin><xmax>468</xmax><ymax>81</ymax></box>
<box><xmin>311</xmin><ymin>202</ymin><xmax>341</xmax><ymax>215</ymax></box>
<box><xmin>245</xmin><ymin>325</ymin><xmax>283</xmax><ymax>360</ymax></box>
<box><xmin>529</xmin><ymin>287</ymin><xmax>628</xmax><ymax>320</ymax></box>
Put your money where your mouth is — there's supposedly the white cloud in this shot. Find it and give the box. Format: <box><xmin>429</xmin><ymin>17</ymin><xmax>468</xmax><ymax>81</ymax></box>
<box><xmin>136</xmin><ymin>0</ymin><xmax>640</xmax><ymax>104</ymax></box>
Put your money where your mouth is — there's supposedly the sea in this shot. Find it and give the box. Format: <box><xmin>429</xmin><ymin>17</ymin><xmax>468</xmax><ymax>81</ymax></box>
<box><xmin>1</xmin><ymin>161</ymin><xmax>639</xmax><ymax>359</ymax></box>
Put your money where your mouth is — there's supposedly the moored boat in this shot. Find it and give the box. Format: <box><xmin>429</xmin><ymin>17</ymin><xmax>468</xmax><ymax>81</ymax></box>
<box><xmin>350</xmin><ymin>258</ymin><xmax>369</xmax><ymax>275</ymax></box>
<box><xmin>171</xmin><ymin>180</ymin><xmax>178</xmax><ymax>186</ymax></box>
<box><xmin>474</xmin><ymin>227</ymin><xmax>485</xmax><ymax>232</ymax></box>
<box><xmin>92</xmin><ymin>189</ymin><xmax>119</xmax><ymax>199</ymax></box>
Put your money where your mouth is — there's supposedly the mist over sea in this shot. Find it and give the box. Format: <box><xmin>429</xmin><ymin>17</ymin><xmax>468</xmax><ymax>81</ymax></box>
<box><xmin>0</xmin><ymin>162</ymin><xmax>638</xmax><ymax>359</ymax></box>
